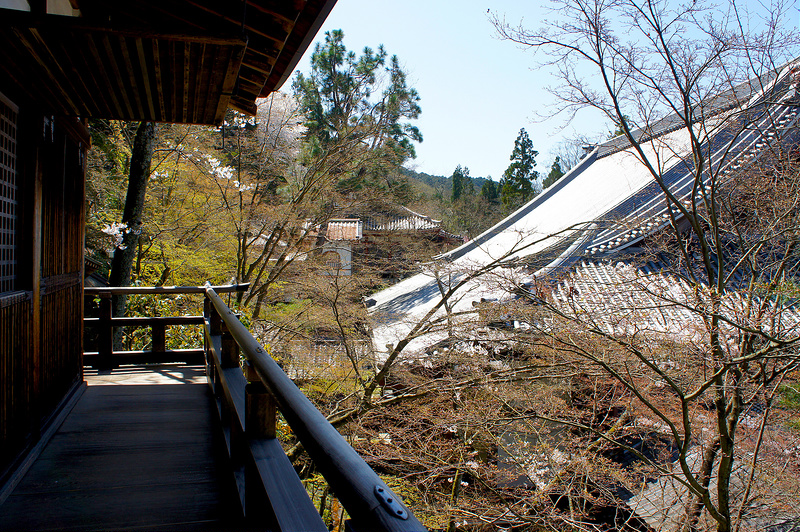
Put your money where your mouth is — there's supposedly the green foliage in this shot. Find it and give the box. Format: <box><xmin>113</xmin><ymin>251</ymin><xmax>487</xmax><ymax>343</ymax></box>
<box><xmin>118</xmin><ymin>292</ymin><xmax>203</xmax><ymax>351</ymax></box>
<box><xmin>500</xmin><ymin>128</ymin><xmax>539</xmax><ymax>210</ymax></box>
<box><xmin>450</xmin><ymin>165</ymin><xmax>472</xmax><ymax>202</ymax></box>
<box><xmin>608</xmin><ymin>114</ymin><xmax>632</xmax><ymax>139</ymax></box>
<box><xmin>780</xmin><ymin>384</ymin><xmax>800</xmax><ymax>410</ymax></box>
<box><xmin>292</xmin><ymin>29</ymin><xmax>422</xmax><ymax>196</ymax></box>
<box><xmin>542</xmin><ymin>156</ymin><xmax>565</xmax><ymax>189</ymax></box>
<box><xmin>380</xmin><ymin>475</ymin><xmax>447</xmax><ymax>528</ymax></box>
<box><xmin>480</xmin><ymin>179</ymin><xmax>499</xmax><ymax>202</ymax></box>
<box><xmin>781</xmin><ymin>384</ymin><xmax>800</xmax><ymax>433</ymax></box>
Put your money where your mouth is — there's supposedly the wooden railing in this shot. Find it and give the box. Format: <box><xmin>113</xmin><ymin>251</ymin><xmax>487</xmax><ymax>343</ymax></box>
<box><xmin>82</xmin><ymin>284</ymin><xmax>426</xmax><ymax>531</ymax></box>
<box><xmin>83</xmin><ymin>284</ymin><xmax>248</xmax><ymax>369</ymax></box>
<box><xmin>203</xmin><ymin>284</ymin><xmax>425</xmax><ymax>531</ymax></box>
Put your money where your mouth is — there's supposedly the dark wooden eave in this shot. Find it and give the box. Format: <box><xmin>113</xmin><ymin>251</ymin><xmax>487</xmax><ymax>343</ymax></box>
<box><xmin>0</xmin><ymin>0</ymin><xmax>336</xmax><ymax>125</ymax></box>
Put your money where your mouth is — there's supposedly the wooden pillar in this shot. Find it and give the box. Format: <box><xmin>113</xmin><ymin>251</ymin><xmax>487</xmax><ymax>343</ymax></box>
<box><xmin>245</xmin><ymin>362</ymin><xmax>276</xmax><ymax>439</ymax></box>
<box><xmin>31</xmin><ymin>118</ymin><xmax>43</xmax><ymax>431</ymax></box>
<box><xmin>78</xmin><ymin>119</ymin><xmax>87</xmax><ymax>383</ymax></box>
<box><xmin>220</xmin><ymin>328</ymin><xmax>239</xmax><ymax>369</ymax></box>
<box><xmin>244</xmin><ymin>361</ymin><xmax>277</xmax><ymax>520</ymax></box>
<box><xmin>207</xmin><ymin>298</ymin><xmax>222</xmax><ymax>337</ymax></box>
<box><xmin>97</xmin><ymin>292</ymin><xmax>113</xmax><ymax>370</ymax></box>
<box><xmin>152</xmin><ymin>322</ymin><xmax>166</xmax><ymax>355</ymax></box>
<box><xmin>203</xmin><ymin>297</ymin><xmax>214</xmax><ymax>389</ymax></box>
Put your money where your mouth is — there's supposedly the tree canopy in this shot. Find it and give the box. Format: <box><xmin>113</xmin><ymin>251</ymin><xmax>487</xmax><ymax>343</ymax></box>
<box><xmin>450</xmin><ymin>165</ymin><xmax>472</xmax><ymax>202</ymax></box>
<box><xmin>500</xmin><ymin>128</ymin><xmax>538</xmax><ymax>209</ymax></box>
<box><xmin>292</xmin><ymin>29</ymin><xmax>422</xmax><ymax>195</ymax></box>
<box><xmin>541</xmin><ymin>156</ymin><xmax>564</xmax><ymax>189</ymax></box>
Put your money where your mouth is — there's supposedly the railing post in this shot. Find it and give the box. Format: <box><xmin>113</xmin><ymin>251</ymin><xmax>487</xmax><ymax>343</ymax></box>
<box><xmin>97</xmin><ymin>292</ymin><xmax>113</xmax><ymax>370</ymax></box>
<box><xmin>208</xmin><ymin>296</ymin><xmax>222</xmax><ymax>337</ymax></box>
<box><xmin>245</xmin><ymin>362</ymin><xmax>276</xmax><ymax>439</ymax></box>
<box><xmin>221</xmin><ymin>327</ymin><xmax>239</xmax><ymax>368</ymax></box>
<box><xmin>244</xmin><ymin>361</ymin><xmax>277</xmax><ymax>521</ymax></box>
<box><xmin>152</xmin><ymin>322</ymin><xmax>166</xmax><ymax>355</ymax></box>
<box><xmin>203</xmin><ymin>296</ymin><xmax>214</xmax><ymax>389</ymax></box>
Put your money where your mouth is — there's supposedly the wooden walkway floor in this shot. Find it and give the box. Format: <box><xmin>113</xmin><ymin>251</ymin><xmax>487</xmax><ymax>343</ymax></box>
<box><xmin>0</xmin><ymin>365</ymin><xmax>244</xmax><ymax>531</ymax></box>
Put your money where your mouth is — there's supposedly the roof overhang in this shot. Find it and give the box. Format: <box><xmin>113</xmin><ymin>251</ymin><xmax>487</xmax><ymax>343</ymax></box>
<box><xmin>0</xmin><ymin>0</ymin><xmax>336</xmax><ymax>125</ymax></box>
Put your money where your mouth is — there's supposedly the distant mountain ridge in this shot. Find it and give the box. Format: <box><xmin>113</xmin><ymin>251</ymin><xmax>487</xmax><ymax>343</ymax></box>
<box><xmin>400</xmin><ymin>167</ymin><xmax>491</xmax><ymax>195</ymax></box>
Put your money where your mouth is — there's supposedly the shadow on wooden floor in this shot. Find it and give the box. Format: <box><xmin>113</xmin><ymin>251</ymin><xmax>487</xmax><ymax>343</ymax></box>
<box><xmin>0</xmin><ymin>365</ymin><xmax>245</xmax><ymax>531</ymax></box>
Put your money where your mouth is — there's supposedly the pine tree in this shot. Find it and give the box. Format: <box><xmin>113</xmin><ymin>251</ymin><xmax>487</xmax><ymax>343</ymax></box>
<box><xmin>500</xmin><ymin>128</ymin><xmax>538</xmax><ymax>209</ymax></box>
<box><xmin>542</xmin><ymin>156</ymin><xmax>565</xmax><ymax>189</ymax></box>
<box><xmin>292</xmin><ymin>30</ymin><xmax>422</xmax><ymax>195</ymax></box>
<box><xmin>481</xmin><ymin>180</ymin><xmax>499</xmax><ymax>202</ymax></box>
<box><xmin>451</xmin><ymin>165</ymin><xmax>471</xmax><ymax>202</ymax></box>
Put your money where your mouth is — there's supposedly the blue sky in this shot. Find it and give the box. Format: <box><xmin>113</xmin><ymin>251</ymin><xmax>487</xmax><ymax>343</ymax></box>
<box><xmin>288</xmin><ymin>0</ymin><xmax>800</xmax><ymax>181</ymax></box>
<box><xmin>288</xmin><ymin>0</ymin><xmax>587</xmax><ymax>180</ymax></box>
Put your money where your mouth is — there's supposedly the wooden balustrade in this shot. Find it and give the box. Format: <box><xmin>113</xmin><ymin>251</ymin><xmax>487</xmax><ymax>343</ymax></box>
<box><xmin>80</xmin><ymin>283</ymin><xmax>426</xmax><ymax>530</ymax></box>
<box><xmin>203</xmin><ymin>284</ymin><xmax>426</xmax><ymax>531</ymax></box>
<box><xmin>83</xmin><ymin>284</ymin><xmax>249</xmax><ymax>368</ymax></box>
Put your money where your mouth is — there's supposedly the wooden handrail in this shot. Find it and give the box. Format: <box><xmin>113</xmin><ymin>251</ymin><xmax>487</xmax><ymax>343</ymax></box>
<box><xmin>84</xmin><ymin>316</ymin><xmax>205</xmax><ymax>326</ymax></box>
<box><xmin>204</xmin><ymin>285</ymin><xmax>426</xmax><ymax>531</ymax></box>
<box><xmin>85</xmin><ymin>283</ymin><xmax>250</xmax><ymax>295</ymax></box>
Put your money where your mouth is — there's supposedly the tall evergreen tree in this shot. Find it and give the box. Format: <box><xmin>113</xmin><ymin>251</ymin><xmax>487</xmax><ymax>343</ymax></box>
<box><xmin>292</xmin><ymin>30</ymin><xmax>422</xmax><ymax>195</ymax></box>
<box><xmin>481</xmin><ymin>179</ymin><xmax>499</xmax><ymax>202</ymax></box>
<box><xmin>451</xmin><ymin>165</ymin><xmax>472</xmax><ymax>202</ymax></box>
<box><xmin>542</xmin><ymin>156</ymin><xmax>565</xmax><ymax>189</ymax></box>
<box><xmin>500</xmin><ymin>128</ymin><xmax>538</xmax><ymax>209</ymax></box>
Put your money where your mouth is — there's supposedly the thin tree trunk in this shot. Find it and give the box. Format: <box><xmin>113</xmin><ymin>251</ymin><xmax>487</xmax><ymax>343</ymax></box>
<box><xmin>684</xmin><ymin>436</ymin><xmax>720</xmax><ymax>532</ymax></box>
<box><xmin>108</xmin><ymin>122</ymin><xmax>156</xmax><ymax>347</ymax></box>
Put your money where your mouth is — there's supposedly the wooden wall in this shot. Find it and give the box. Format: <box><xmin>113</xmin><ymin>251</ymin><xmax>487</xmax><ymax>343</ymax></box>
<box><xmin>0</xmin><ymin>293</ymin><xmax>34</xmax><ymax>472</ymax></box>
<box><xmin>0</xmin><ymin>83</ymin><xmax>87</xmax><ymax>484</ymax></box>
<box><xmin>39</xmin><ymin>116</ymin><xmax>85</xmax><ymax>421</ymax></box>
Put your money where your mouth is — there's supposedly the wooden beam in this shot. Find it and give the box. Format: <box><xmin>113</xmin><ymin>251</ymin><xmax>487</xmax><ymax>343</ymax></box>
<box><xmin>262</xmin><ymin>0</ymin><xmax>338</xmax><ymax>96</ymax></box>
<box><xmin>118</xmin><ymin>35</ymin><xmax>146</xmax><ymax>119</ymax></box>
<box><xmin>84</xmin><ymin>283</ymin><xmax>249</xmax><ymax>295</ymax></box>
<box><xmin>192</xmin><ymin>43</ymin><xmax>206</xmax><ymax>124</ymax></box>
<box><xmin>81</xmin><ymin>33</ymin><xmax>126</xmax><ymax>119</ymax></box>
<box><xmin>229</xmin><ymin>96</ymin><xmax>257</xmax><ymax>117</ymax></box>
<box><xmin>181</xmin><ymin>0</ymin><xmax>293</xmax><ymax>45</ymax></box>
<box><xmin>0</xmin><ymin>38</ymin><xmax>72</xmax><ymax>116</ymax></box>
<box><xmin>0</xmin><ymin>9</ymin><xmax>251</xmax><ymax>46</ymax></box>
<box><xmin>204</xmin><ymin>45</ymin><xmax>227</xmax><ymax>124</ymax></box>
<box><xmin>241</xmin><ymin>0</ymin><xmax>303</xmax><ymax>27</ymax></box>
<box><xmin>82</xmin><ymin>349</ymin><xmax>205</xmax><ymax>365</ymax></box>
<box><xmin>170</xmin><ymin>40</ymin><xmax>178</xmax><ymax>122</ymax></box>
<box><xmin>10</xmin><ymin>29</ymin><xmax>82</xmax><ymax>115</ymax></box>
<box><xmin>182</xmin><ymin>41</ymin><xmax>190</xmax><ymax>123</ymax></box>
<box><xmin>214</xmin><ymin>43</ymin><xmax>248</xmax><ymax>124</ymax></box>
<box><xmin>241</xmin><ymin>54</ymin><xmax>276</xmax><ymax>77</ymax></box>
<box><xmin>151</xmin><ymin>39</ymin><xmax>166</xmax><ymax>120</ymax></box>
<box><xmin>29</xmin><ymin>29</ymin><xmax>104</xmax><ymax>118</ymax></box>
<box><xmin>84</xmin><ymin>315</ymin><xmax>205</xmax><ymax>326</ymax></box>
<box><xmin>135</xmin><ymin>37</ymin><xmax>157</xmax><ymax>120</ymax></box>
<box><xmin>101</xmin><ymin>34</ymin><xmax>136</xmax><ymax>119</ymax></box>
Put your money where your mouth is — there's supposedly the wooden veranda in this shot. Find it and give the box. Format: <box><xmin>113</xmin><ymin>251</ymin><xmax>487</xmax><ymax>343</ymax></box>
<box><xmin>0</xmin><ymin>2</ymin><xmax>426</xmax><ymax>529</ymax></box>
<box><xmin>0</xmin><ymin>365</ymin><xmax>243</xmax><ymax>531</ymax></box>
<box><xmin>0</xmin><ymin>285</ymin><xmax>426</xmax><ymax>531</ymax></box>
<box><xmin>0</xmin><ymin>0</ymin><xmax>339</xmax><ymax>510</ymax></box>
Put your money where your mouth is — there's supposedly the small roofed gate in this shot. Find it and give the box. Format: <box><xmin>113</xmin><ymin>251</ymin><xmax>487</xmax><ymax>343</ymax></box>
<box><xmin>0</xmin><ymin>88</ymin><xmax>87</xmax><ymax>484</ymax></box>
